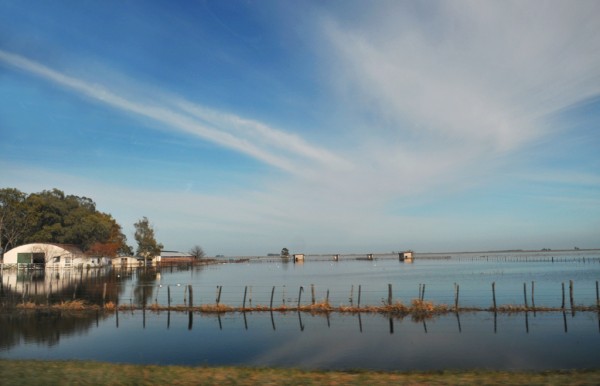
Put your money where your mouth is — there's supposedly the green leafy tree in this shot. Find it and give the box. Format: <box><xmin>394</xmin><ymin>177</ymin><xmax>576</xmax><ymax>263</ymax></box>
<box><xmin>189</xmin><ymin>245</ymin><xmax>205</xmax><ymax>260</ymax></box>
<box><xmin>0</xmin><ymin>188</ymin><xmax>129</xmax><ymax>257</ymax></box>
<box><xmin>134</xmin><ymin>217</ymin><xmax>163</xmax><ymax>263</ymax></box>
<box><xmin>0</xmin><ymin>188</ymin><xmax>30</xmax><ymax>255</ymax></box>
<box><xmin>281</xmin><ymin>247</ymin><xmax>289</xmax><ymax>257</ymax></box>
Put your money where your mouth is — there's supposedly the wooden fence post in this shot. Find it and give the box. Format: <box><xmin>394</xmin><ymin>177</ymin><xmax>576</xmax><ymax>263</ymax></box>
<box><xmin>216</xmin><ymin>285</ymin><xmax>222</xmax><ymax>306</ymax></box>
<box><xmin>103</xmin><ymin>282</ymin><xmax>107</xmax><ymax>307</ymax></box>
<box><xmin>270</xmin><ymin>286</ymin><xmax>275</xmax><ymax>310</ymax></box>
<box><xmin>188</xmin><ymin>285</ymin><xmax>193</xmax><ymax>308</ymax></box>
<box><xmin>297</xmin><ymin>286</ymin><xmax>303</xmax><ymax>308</ymax></box>
<box><xmin>167</xmin><ymin>285</ymin><xmax>171</xmax><ymax>308</ymax></box>
<box><xmin>561</xmin><ymin>282</ymin><xmax>565</xmax><ymax>309</ymax></box>
<box><xmin>531</xmin><ymin>281</ymin><xmax>535</xmax><ymax>311</ymax></box>
<box><xmin>492</xmin><ymin>282</ymin><xmax>497</xmax><ymax>310</ymax></box>
<box><xmin>454</xmin><ymin>283</ymin><xmax>459</xmax><ymax>311</ymax></box>
<box><xmin>569</xmin><ymin>280</ymin><xmax>574</xmax><ymax>310</ymax></box>
<box><xmin>523</xmin><ymin>282</ymin><xmax>528</xmax><ymax>308</ymax></box>
<box><xmin>311</xmin><ymin>284</ymin><xmax>315</xmax><ymax>305</ymax></box>
<box><xmin>243</xmin><ymin>286</ymin><xmax>248</xmax><ymax>309</ymax></box>
<box><xmin>388</xmin><ymin>284</ymin><xmax>392</xmax><ymax>306</ymax></box>
<box><xmin>357</xmin><ymin>285</ymin><xmax>362</xmax><ymax>308</ymax></box>
<box><xmin>596</xmin><ymin>280</ymin><xmax>600</xmax><ymax>308</ymax></box>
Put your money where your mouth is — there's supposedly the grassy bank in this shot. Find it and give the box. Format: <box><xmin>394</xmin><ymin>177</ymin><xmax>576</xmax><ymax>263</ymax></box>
<box><xmin>1</xmin><ymin>360</ymin><xmax>600</xmax><ymax>385</ymax></box>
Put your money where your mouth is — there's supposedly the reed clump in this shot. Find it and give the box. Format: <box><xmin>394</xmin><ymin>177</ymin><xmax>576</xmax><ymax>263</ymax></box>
<box><xmin>16</xmin><ymin>301</ymin><xmax>37</xmax><ymax>309</ymax></box>
<box><xmin>199</xmin><ymin>304</ymin><xmax>233</xmax><ymax>313</ymax></box>
<box><xmin>51</xmin><ymin>300</ymin><xmax>91</xmax><ymax>310</ymax></box>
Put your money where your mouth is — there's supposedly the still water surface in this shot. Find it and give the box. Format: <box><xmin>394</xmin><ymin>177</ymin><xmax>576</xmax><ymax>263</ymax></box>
<box><xmin>1</xmin><ymin>250</ymin><xmax>599</xmax><ymax>371</ymax></box>
<box><xmin>1</xmin><ymin>310</ymin><xmax>599</xmax><ymax>370</ymax></box>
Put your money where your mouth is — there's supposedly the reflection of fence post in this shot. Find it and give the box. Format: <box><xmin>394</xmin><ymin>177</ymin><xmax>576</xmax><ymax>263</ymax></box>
<box><xmin>492</xmin><ymin>282</ymin><xmax>497</xmax><ymax>311</ymax></box>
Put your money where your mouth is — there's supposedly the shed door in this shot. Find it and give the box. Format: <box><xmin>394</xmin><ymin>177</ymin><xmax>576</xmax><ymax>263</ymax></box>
<box><xmin>17</xmin><ymin>253</ymin><xmax>32</xmax><ymax>264</ymax></box>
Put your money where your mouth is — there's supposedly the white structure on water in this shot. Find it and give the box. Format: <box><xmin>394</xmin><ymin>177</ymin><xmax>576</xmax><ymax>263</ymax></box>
<box><xmin>399</xmin><ymin>251</ymin><xmax>414</xmax><ymax>262</ymax></box>
<box><xmin>2</xmin><ymin>243</ymin><xmax>110</xmax><ymax>269</ymax></box>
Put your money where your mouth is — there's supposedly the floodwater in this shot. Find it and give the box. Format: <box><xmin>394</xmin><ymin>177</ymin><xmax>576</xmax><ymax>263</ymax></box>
<box><xmin>1</xmin><ymin>250</ymin><xmax>599</xmax><ymax>371</ymax></box>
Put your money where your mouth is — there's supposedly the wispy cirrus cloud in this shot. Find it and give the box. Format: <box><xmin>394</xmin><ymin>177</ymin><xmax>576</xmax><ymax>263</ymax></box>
<box><xmin>0</xmin><ymin>49</ymin><xmax>346</xmax><ymax>175</ymax></box>
<box><xmin>322</xmin><ymin>1</ymin><xmax>600</xmax><ymax>155</ymax></box>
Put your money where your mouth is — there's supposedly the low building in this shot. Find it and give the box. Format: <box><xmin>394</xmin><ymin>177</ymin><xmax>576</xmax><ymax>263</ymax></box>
<box><xmin>3</xmin><ymin>243</ymin><xmax>109</xmax><ymax>269</ymax></box>
<box><xmin>112</xmin><ymin>256</ymin><xmax>142</xmax><ymax>267</ymax></box>
<box><xmin>160</xmin><ymin>251</ymin><xmax>194</xmax><ymax>265</ymax></box>
<box><xmin>293</xmin><ymin>253</ymin><xmax>305</xmax><ymax>262</ymax></box>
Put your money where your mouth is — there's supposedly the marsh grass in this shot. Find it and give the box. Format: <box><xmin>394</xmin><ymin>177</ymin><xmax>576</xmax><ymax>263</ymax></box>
<box><xmin>16</xmin><ymin>300</ymin><xmax>94</xmax><ymax>311</ymax></box>
<box><xmin>1</xmin><ymin>360</ymin><xmax>600</xmax><ymax>386</ymax></box>
<box><xmin>9</xmin><ymin>298</ymin><xmax>599</xmax><ymax>319</ymax></box>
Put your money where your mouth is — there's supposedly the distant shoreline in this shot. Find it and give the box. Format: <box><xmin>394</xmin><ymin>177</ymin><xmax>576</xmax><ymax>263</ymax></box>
<box><xmin>236</xmin><ymin>248</ymin><xmax>600</xmax><ymax>260</ymax></box>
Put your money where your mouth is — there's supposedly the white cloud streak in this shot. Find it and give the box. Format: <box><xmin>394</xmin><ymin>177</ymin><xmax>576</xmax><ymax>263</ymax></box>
<box><xmin>0</xmin><ymin>49</ymin><xmax>344</xmax><ymax>175</ymax></box>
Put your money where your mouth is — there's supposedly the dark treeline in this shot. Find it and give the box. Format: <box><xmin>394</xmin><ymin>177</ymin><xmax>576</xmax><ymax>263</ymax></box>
<box><xmin>0</xmin><ymin>188</ymin><xmax>131</xmax><ymax>257</ymax></box>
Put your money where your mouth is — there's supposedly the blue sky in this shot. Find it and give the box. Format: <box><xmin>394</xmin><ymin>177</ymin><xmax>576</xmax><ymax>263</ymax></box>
<box><xmin>1</xmin><ymin>0</ymin><xmax>599</xmax><ymax>255</ymax></box>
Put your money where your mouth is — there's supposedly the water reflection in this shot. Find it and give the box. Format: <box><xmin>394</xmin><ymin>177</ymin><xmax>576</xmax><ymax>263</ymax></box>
<box><xmin>1</xmin><ymin>309</ymin><xmax>598</xmax><ymax>370</ymax></box>
<box><xmin>0</xmin><ymin>310</ymin><xmax>109</xmax><ymax>350</ymax></box>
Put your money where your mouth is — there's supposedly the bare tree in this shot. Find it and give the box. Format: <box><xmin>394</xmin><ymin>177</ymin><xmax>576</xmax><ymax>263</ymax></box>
<box><xmin>189</xmin><ymin>245</ymin><xmax>205</xmax><ymax>260</ymax></box>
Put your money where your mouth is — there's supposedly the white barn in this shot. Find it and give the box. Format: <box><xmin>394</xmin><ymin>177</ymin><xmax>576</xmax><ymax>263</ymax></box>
<box><xmin>2</xmin><ymin>243</ymin><xmax>109</xmax><ymax>269</ymax></box>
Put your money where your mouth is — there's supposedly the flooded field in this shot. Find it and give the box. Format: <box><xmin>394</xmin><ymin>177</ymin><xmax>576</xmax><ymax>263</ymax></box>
<box><xmin>1</xmin><ymin>250</ymin><xmax>599</xmax><ymax>370</ymax></box>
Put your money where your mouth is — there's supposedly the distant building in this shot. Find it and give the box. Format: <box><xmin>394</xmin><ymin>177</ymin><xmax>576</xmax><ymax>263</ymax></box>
<box><xmin>160</xmin><ymin>250</ymin><xmax>194</xmax><ymax>265</ymax></box>
<box><xmin>293</xmin><ymin>253</ymin><xmax>305</xmax><ymax>262</ymax></box>
<box><xmin>112</xmin><ymin>256</ymin><xmax>141</xmax><ymax>267</ymax></box>
<box><xmin>399</xmin><ymin>251</ymin><xmax>414</xmax><ymax>262</ymax></box>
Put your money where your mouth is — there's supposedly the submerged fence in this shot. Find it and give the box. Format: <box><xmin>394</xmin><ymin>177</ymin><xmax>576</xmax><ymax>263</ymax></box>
<box><xmin>2</xmin><ymin>272</ymin><xmax>599</xmax><ymax>314</ymax></box>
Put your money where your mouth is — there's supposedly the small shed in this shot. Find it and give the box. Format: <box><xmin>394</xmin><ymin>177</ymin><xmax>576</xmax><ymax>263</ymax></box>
<box><xmin>399</xmin><ymin>251</ymin><xmax>414</xmax><ymax>262</ymax></box>
<box><xmin>293</xmin><ymin>254</ymin><xmax>305</xmax><ymax>262</ymax></box>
